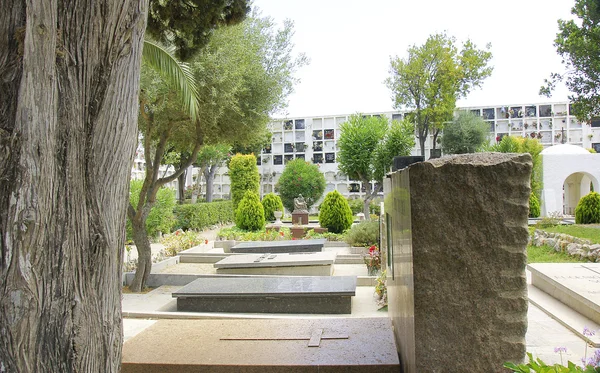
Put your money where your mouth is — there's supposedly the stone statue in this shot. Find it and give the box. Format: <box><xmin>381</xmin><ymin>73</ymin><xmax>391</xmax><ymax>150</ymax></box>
<box><xmin>293</xmin><ymin>194</ymin><xmax>308</xmax><ymax>212</ymax></box>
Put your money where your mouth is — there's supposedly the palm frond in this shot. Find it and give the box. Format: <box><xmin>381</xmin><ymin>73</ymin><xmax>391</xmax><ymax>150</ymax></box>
<box><xmin>142</xmin><ymin>40</ymin><xmax>199</xmax><ymax>122</ymax></box>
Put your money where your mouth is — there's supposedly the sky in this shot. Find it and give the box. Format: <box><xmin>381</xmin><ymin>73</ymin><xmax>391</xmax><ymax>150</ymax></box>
<box><xmin>253</xmin><ymin>0</ymin><xmax>575</xmax><ymax>118</ymax></box>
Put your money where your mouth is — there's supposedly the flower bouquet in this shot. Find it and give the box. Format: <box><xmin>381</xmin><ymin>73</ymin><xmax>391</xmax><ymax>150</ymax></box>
<box><xmin>364</xmin><ymin>245</ymin><xmax>381</xmax><ymax>276</ymax></box>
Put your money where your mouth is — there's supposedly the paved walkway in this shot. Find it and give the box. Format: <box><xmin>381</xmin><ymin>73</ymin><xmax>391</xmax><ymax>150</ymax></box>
<box><xmin>122</xmin><ymin>229</ymin><xmax>598</xmax><ymax>367</ymax></box>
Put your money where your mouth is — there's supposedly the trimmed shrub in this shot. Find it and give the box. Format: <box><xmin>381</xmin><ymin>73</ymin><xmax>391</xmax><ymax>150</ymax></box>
<box><xmin>347</xmin><ymin>198</ymin><xmax>364</xmax><ymax>215</ymax></box>
<box><xmin>276</xmin><ymin>159</ymin><xmax>325</xmax><ymax>212</ymax></box>
<box><xmin>262</xmin><ymin>193</ymin><xmax>284</xmax><ymax>221</ymax></box>
<box><xmin>174</xmin><ymin>200</ymin><xmax>234</xmax><ymax>230</ymax></box>
<box><xmin>127</xmin><ymin>180</ymin><xmax>176</xmax><ymax>241</ymax></box>
<box><xmin>344</xmin><ymin>220</ymin><xmax>380</xmax><ymax>247</ymax></box>
<box><xmin>575</xmin><ymin>192</ymin><xmax>600</xmax><ymax>224</ymax></box>
<box><xmin>319</xmin><ymin>190</ymin><xmax>353</xmax><ymax>234</ymax></box>
<box><xmin>235</xmin><ymin>190</ymin><xmax>265</xmax><ymax>231</ymax></box>
<box><xmin>229</xmin><ymin>154</ymin><xmax>260</xmax><ymax>210</ymax></box>
<box><xmin>528</xmin><ymin>193</ymin><xmax>541</xmax><ymax>218</ymax></box>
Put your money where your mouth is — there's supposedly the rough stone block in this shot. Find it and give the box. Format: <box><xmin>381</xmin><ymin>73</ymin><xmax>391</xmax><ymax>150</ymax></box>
<box><xmin>384</xmin><ymin>153</ymin><xmax>532</xmax><ymax>373</ymax></box>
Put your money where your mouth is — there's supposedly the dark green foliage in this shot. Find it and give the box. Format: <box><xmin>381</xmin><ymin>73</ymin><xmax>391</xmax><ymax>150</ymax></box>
<box><xmin>127</xmin><ymin>180</ymin><xmax>176</xmax><ymax>240</ymax></box>
<box><xmin>441</xmin><ymin>111</ymin><xmax>490</xmax><ymax>154</ymax></box>
<box><xmin>344</xmin><ymin>221</ymin><xmax>380</xmax><ymax>247</ymax></box>
<box><xmin>229</xmin><ymin>154</ymin><xmax>260</xmax><ymax>211</ymax></box>
<box><xmin>319</xmin><ymin>190</ymin><xmax>354</xmax><ymax>234</ymax></box>
<box><xmin>540</xmin><ymin>0</ymin><xmax>600</xmax><ymax>121</ymax></box>
<box><xmin>147</xmin><ymin>0</ymin><xmax>250</xmax><ymax>60</ymax></box>
<box><xmin>174</xmin><ymin>201</ymin><xmax>234</xmax><ymax>230</ymax></box>
<box><xmin>347</xmin><ymin>198</ymin><xmax>363</xmax><ymax>215</ymax></box>
<box><xmin>261</xmin><ymin>193</ymin><xmax>284</xmax><ymax>221</ymax></box>
<box><xmin>235</xmin><ymin>190</ymin><xmax>265</xmax><ymax>231</ymax></box>
<box><xmin>575</xmin><ymin>192</ymin><xmax>600</xmax><ymax>224</ymax></box>
<box><xmin>529</xmin><ymin>193</ymin><xmax>541</xmax><ymax>218</ymax></box>
<box><xmin>276</xmin><ymin>159</ymin><xmax>325</xmax><ymax>212</ymax></box>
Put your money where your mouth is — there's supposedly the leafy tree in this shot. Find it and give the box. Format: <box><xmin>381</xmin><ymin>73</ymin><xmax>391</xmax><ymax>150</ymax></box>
<box><xmin>0</xmin><ymin>0</ymin><xmax>250</xmax><ymax>370</ymax></box>
<box><xmin>319</xmin><ymin>191</ymin><xmax>354</xmax><ymax>234</ymax></box>
<box><xmin>127</xmin><ymin>180</ymin><xmax>176</xmax><ymax>241</ymax></box>
<box><xmin>337</xmin><ymin>114</ymin><xmax>414</xmax><ymax>218</ymax></box>
<box><xmin>229</xmin><ymin>154</ymin><xmax>260</xmax><ymax>210</ymax></box>
<box><xmin>262</xmin><ymin>193</ymin><xmax>284</xmax><ymax>221</ymax></box>
<box><xmin>540</xmin><ymin>0</ymin><xmax>600</xmax><ymax>121</ymax></box>
<box><xmin>147</xmin><ymin>0</ymin><xmax>250</xmax><ymax>60</ymax></box>
<box><xmin>129</xmin><ymin>11</ymin><xmax>306</xmax><ymax>292</ymax></box>
<box><xmin>386</xmin><ymin>33</ymin><xmax>493</xmax><ymax>157</ymax></box>
<box><xmin>195</xmin><ymin>144</ymin><xmax>231</xmax><ymax>202</ymax></box>
<box><xmin>488</xmin><ymin>135</ymin><xmax>543</xmax><ymax>200</ymax></box>
<box><xmin>276</xmin><ymin>159</ymin><xmax>326</xmax><ymax>213</ymax></box>
<box><xmin>441</xmin><ymin>111</ymin><xmax>490</xmax><ymax>154</ymax></box>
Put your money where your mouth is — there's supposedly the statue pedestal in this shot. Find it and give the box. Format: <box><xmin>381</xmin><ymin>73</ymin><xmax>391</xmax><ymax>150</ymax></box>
<box><xmin>292</xmin><ymin>212</ymin><xmax>309</xmax><ymax>225</ymax></box>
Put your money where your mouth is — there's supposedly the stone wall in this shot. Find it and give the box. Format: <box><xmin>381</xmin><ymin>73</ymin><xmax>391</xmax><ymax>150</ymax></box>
<box><xmin>384</xmin><ymin>153</ymin><xmax>532</xmax><ymax>373</ymax></box>
<box><xmin>531</xmin><ymin>229</ymin><xmax>600</xmax><ymax>262</ymax></box>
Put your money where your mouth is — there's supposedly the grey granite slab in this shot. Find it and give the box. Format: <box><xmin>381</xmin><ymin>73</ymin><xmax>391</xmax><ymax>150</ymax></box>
<box><xmin>230</xmin><ymin>239</ymin><xmax>326</xmax><ymax>253</ymax></box>
<box><xmin>173</xmin><ymin>276</ymin><xmax>356</xmax><ymax>297</ymax></box>
<box><xmin>214</xmin><ymin>252</ymin><xmax>336</xmax><ymax>269</ymax></box>
<box><xmin>172</xmin><ymin>276</ymin><xmax>356</xmax><ymax>314</ymax></box>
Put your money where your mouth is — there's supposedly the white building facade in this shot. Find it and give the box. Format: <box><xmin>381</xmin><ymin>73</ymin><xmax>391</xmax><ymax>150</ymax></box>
<box><xmin>132</xmin><ymin>101</ymin><xmax>600</xmax><ymax>208</ymax></box>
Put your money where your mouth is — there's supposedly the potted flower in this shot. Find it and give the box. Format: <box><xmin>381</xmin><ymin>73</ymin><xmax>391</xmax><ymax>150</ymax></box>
<box><xmin>363</xmin><ymin>245</ymin><xmax>381</xmax><ymax>276</ymax></box>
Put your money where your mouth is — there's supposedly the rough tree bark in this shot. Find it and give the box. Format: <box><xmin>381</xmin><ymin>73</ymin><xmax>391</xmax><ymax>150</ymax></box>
<box><xmin>177</xmin><ymin>169</ymin><xmax>186</xmax><ymax>203</ymax></box>
<box><xmin>204</xmin><ymin>164</ymin><xmax>218</xmax><ymax>202</ymax></box>
<box><xmin>127</xmin><ymin>133</ymin><xmax>201</xmax><ymax>292</ymax></box>
<box><xmin>0</xmin><ymin>0</ymin><xmax>147</xmax><ymax>371</ymax></box>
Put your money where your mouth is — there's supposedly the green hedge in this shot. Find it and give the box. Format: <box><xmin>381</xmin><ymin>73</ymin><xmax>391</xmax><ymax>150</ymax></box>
<box><xmin>174</xmin><ymin>200</ymin><xmax>234</xmax><ymax>230</ymax></box>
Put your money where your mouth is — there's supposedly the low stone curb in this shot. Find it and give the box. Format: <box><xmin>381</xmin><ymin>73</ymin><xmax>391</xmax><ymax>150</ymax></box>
<box><xmin>531</xmin><ymin>229</ymin><xmax>600</xmax><ymax>262</ymax></box>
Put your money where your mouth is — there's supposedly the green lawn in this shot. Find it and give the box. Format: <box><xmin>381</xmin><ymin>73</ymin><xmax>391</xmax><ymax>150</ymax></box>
<box><xmin>534</xmin><ymin>224</ymin><xmax>600</xmax><ymax>244</ymax></box>
<box><xmin>527</xmin><ymin>244</ymin><xmax>587</xmax><ymax>263</ymax></box>
<box><xmin>527</xmin><ymin>224</ymin><xmax>597</xmax><ymax>263</ymax></box>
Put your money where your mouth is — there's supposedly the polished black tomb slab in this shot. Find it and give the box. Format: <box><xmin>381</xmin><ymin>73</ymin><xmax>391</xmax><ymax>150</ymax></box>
<box><xmin>172</xmin><ymin>275</ymin><xmax>356</xmax><ymax>314</ymax></box>
<box><xmin>230</xmin><ymin>238</ymin><xmax>326</xmax><ymax>253</ymax></box>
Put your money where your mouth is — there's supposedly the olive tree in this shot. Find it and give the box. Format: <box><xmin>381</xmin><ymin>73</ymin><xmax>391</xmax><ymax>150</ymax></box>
<box><xmin>337</xmin><ymin>114</ymin><xmax>414</xmax><ymax>218</ymax></box>
<box><xmin>386</xmin><ymin>33</ymin><xmax>493</xmax><ymax>157</ymax></box>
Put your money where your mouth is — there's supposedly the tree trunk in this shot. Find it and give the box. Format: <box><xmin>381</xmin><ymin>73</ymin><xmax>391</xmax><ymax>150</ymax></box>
<box><xmin>419</xmin><ymin>135</ymin><xmax>426</xmax><ymax>157</ymax></box>
<box><xmin>204</xmin><ymin>165</ymin><xmax>217</xmax><ymax>202</ymax></box>
<box><xmin>363</xmin><ymin>181</ymin><xmax>373</xmax><ymax>221</ymax></box>
<box><xmin>178</xmin><ymin>168</ymin><xmax>187</xmax><ymax>204</ymax></box>
<box><xmin>0</xmin><ymin>1</ymin><xmax>147</xmax><ymax>371</ymax></box>
<box><xmin>129</xmin><ymin>216</ymin><xmax>152</xmax><ymax>292</ymax></box>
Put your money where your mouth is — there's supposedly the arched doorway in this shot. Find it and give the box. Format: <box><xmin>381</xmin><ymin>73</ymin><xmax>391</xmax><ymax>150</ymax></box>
<box><xmin>562</xmin><ymin>172</ymin><xmax>598</xmax><ymax>215</ymax></box>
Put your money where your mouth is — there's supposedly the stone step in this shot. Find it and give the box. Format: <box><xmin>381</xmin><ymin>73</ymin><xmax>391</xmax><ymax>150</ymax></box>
<box><xmin>528</xmin><ymin>263</ymin><xmax>600</xmax><ymax>325</ymax></box>
<box><xmin>527</xmin><ymin>263</ymin><xmax>600</xmax><ymax>347</ymax></box>
<box><xmin>121</xmin><ymin>318</ymin><xmax>399</xmax><ymax>372</ymax></box>
<box><xmin>528</xmin><ymin>284</ymin><xmax>600</xmax><ymax>347</ymax></box>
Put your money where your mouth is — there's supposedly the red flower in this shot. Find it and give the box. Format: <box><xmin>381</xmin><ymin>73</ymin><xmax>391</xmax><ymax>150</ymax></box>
<box><xmin>280</xmin><ymin>231</ymin><xmax>284</xmax><ymax>236</ymax></box>
<box><xmin>175</xmin><ymin>231</ymin><xmax>180</xmax><ymax>236</ymax></box>
<box><xmin>369</xmin><ymin>245</ymin><xmax>377</xmax><ymax>253</ymax></box>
